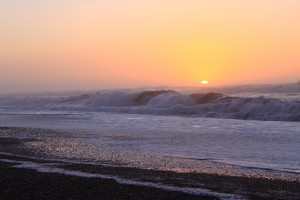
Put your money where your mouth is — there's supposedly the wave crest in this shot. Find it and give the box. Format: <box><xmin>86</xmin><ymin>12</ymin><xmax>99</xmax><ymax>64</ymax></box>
<box><xmin>0</xmin><ymin>90</ymin><xmax>299</xmax><ymax>122</ymax></box>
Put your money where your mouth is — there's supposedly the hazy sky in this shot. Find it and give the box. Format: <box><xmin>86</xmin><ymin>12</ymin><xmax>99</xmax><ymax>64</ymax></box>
<box><xmin>1</xmin><ymin>0</ymin><xmax>300</xmax><ymax>93</ymax></box>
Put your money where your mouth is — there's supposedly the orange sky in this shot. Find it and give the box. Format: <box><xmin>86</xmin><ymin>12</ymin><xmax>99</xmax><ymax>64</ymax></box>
<box><xmin>1</xmin><ymin>0</ymin><xmax>300</xmax><ymax>93</ymax></box>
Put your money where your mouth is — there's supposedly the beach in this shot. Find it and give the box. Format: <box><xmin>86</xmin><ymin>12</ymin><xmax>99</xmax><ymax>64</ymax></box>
<box><xmin>2</xmin><ymin>0</ymin><xmax>300</xmax><ymax>199</ymax></box>
<box><xmin>1</xmin><ymin>127</ymin><xmax>299</xmax><ymax>200</ymax></box>
<box><xmin>0</xmin><ymin>160</ymin><xmax>211</xmax><ymax>200</ymax></box>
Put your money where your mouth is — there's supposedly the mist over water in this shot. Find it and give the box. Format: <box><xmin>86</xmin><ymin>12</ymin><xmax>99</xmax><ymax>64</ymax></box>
<box><xmin>1</xmin><ymin>2</ymin><xmax>300</xmax><ymax>197</ymax></box>
<box><xmin>0</xmin><ymin>83</ymin><xmax>299</xmax><ymax>122</ymax></box>
<box><xmin>0</xmin><ymin>83</ymin><xmax>299</xmax><ymax>174</ymax></box>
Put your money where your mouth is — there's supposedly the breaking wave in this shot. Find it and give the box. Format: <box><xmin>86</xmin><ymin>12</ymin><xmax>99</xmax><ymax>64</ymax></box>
<box><xmin>0</xmin><ymin>87</ymin><xmax>300</xmax><ymax>122</ymax></box>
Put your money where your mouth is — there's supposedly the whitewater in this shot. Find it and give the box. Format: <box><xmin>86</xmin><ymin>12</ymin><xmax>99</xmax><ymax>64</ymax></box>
<box><xmin>0</xmin><ymin>83</ymin><xmax>299</xmax><ymax>173</ymax></box>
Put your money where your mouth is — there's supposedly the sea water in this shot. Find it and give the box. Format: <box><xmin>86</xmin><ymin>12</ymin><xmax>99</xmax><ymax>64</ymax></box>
<box><xmin>0</xmin><ymin>83</ymin><xmax>299</xmax><ymax>173</ymax></box>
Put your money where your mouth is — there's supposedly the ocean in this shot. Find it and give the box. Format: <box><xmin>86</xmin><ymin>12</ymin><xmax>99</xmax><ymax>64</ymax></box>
<box><xmin>0</xmin><ymin>83</ymin><xmax>299</xmax><ymax>173</ymax></box>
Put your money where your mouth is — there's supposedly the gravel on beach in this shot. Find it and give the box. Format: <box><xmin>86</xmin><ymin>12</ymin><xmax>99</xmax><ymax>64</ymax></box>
<box><xmin>0</xmin><ymin>127</ymin><xmax>300</xmax><ymax>200</ymax></box>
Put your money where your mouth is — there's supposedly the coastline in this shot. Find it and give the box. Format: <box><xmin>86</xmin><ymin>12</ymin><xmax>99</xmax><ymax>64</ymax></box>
<box><xmin>0</xmin><ymin>160</ymin><xmax>212</xmax><ymax>200</ymax></box>
<box><xmin>0</xmin><ymin>127</ymin><xmax>300</xmax><ymax>199</ymax></box>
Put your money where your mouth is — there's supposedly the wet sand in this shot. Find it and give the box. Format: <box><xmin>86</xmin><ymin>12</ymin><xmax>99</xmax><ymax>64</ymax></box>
<box><xmin>0</xmin><ymin>127</ymin><xmax>300</xmax><ymax>199</ymax></box>
<box><xmin>0</xmin><ymin>161</ymin><xmax>213</xmax><ymax>200</ymax></box>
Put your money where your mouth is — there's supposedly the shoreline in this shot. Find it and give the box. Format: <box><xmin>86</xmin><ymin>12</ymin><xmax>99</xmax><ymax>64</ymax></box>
<box><xmin>1</xmin><ymin>153</ymin><xmax>300</xmax><ymax>200</ymax></box>
<box><xmin>0</xmin><ymin>127</ymin><xmax>300</xmax><ymax>199</ymax></box>
<box><xmin>0</xmin><ymin>160</ymin><xmax>213</xmax><ymax>200</ymax></box>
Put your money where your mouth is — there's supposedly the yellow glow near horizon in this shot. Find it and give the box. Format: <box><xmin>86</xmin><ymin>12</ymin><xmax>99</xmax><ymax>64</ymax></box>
<box><xmin>201</xmin><ymin>80</ymin><xmax>209</xmax><ymax>85</ymax></box>
<box><xmin>0</xmin><ymin>0</ymin><xmax>300</xmax><ymax>93</ymax></box>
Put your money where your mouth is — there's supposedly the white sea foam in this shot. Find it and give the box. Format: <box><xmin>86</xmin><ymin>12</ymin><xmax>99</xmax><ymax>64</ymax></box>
<box><xmin>0</xmin><ymin>158</ymin><xmax>243</xmax><ymax>200</ymax></box>
<box><xmin>0</xmin><ymin>83</ymin><xmax>299</xmax><ymax>176</ymax></box>
<box><xmin>0</xmin><ymin>84</ymin><xmax>299</xmax><ymax>121</ymax></box>
<box><xmin>0</xmin><ymin>112</ymin><xmax>299</xmax><ymax>174</ymax></box>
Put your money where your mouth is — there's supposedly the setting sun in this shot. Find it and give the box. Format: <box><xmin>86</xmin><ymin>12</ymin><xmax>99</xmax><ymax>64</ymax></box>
<box><xmin>201</xmin><ymin>80</ymin><xmax>209</xmax><ymax>85</ymax></box>
<box><xmin>1</xmin><ymin>0</ymin><xmax>300</xmax><ymax>93</ymax></box>
<box><xmin>0</xmin><ymin>1</ymin><xmax>299</xmax><ymax>199</ymax></box>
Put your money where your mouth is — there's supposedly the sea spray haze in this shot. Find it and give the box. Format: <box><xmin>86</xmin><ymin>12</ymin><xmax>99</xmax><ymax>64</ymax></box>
<box><xmin>1</xmin><ymin>1</ymin><xmax>300</xmax><ymax>93</ymax></box>
<box><xmin>1</xmin><ymin>1</ymin><xmax>300</xmax><ymax>199</ymax></box>
<box><xmin>0</xmin><ymin>83</ymin><xmax>299</xmax><ymax>122</ymax></box>
<box><xmin>0</xmin><ymin>84</ymin><xmax>299</xmax><ymax>175</ymax></box>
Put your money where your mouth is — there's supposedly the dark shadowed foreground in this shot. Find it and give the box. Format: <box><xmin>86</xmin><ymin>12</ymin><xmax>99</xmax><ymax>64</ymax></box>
<box><xmin>0</xmin><ymin>162</ymin><xmax>214</xmax><ymax>200</ymax></box>
<box><xmin>0</xmin><ymin>128</ymin><xmax>300</xmax><ymax>200</ymax></box>
<box><xmin>1</xmin><ymin>153</ymin><xmax>300</xmax><ymax>200</ymax></box>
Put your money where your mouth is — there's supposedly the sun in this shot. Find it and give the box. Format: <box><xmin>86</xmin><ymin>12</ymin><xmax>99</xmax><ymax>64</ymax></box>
<box><xmin>201</xmin><ymin>80</ymin><xmax>209</xmax><ymax>84</ymax></box>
